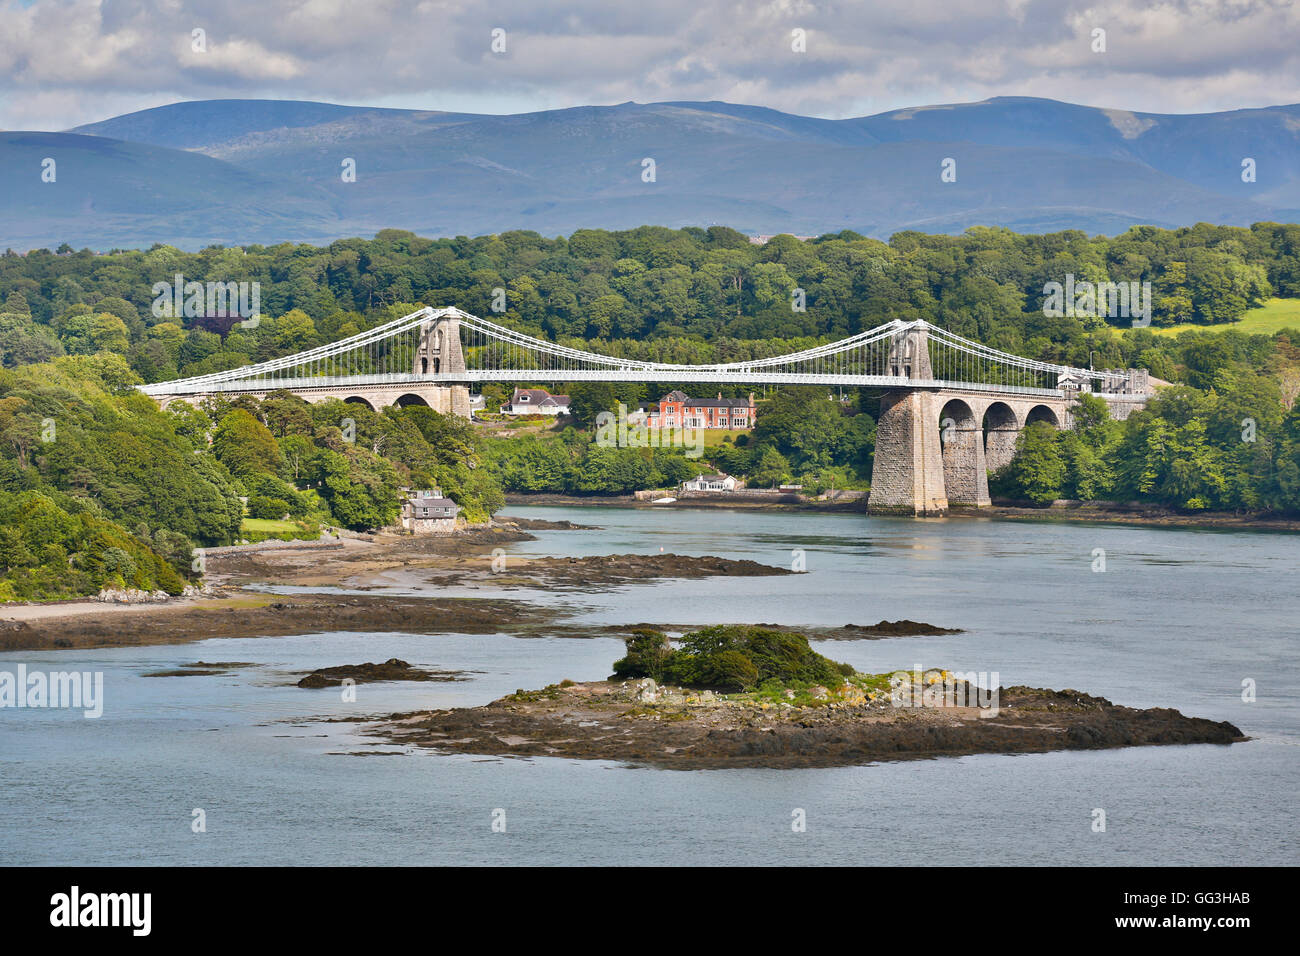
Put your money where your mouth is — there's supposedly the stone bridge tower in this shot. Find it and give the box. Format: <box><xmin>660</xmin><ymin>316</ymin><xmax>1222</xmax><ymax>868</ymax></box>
<box><xmin>866</xmin><ymin>321</ymin><xmax>1080</xmax><ymax>517</ymax></box>
<box><xmin>414</xmin><ymin>311</ymin><xmax>467</xmax><ymax>377</ymax></box>
<box><xmin>870</xmin><ymin>322</ymin><xmax>950</xmax><ymax>516</ymax></box>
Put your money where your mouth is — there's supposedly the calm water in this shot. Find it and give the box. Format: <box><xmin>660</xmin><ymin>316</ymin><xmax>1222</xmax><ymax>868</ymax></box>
<box><xmin>2</xmin><ymin>505</ymin><xmax>1296</xmax><ymax>866</ymax></box>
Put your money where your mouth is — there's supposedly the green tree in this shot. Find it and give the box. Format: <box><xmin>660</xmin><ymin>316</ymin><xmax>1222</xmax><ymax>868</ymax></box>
<box><xmin>212</xmin><ymin>409</ymin><xmax>282</xmax><ymax>478</ymax></box>
<box><xmin>998</xmin><ymin>422</ymin><xmax>1067</xmax><ymax>504</ymax></box>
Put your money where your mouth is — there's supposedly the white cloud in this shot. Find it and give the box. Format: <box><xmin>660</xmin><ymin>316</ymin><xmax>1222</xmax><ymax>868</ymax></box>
<box><xmin>0</xmin><ymin>0</ymin><xmax>1294</xmax><ymax>130</ymax></box>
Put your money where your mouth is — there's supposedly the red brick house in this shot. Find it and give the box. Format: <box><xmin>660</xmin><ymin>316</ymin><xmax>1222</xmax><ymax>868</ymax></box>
<box><xmin>645</xmin><ymin>390</ymin><xmax>756</xmax><ymax>430</ymax></box>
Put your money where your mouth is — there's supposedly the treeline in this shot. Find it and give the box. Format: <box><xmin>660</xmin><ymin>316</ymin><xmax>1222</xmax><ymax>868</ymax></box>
<box><xmin>0</xmin><ymin>356</ymin><xmax>237</xmax><ymax>599</ymax></box>
<box><xmin>4</xmin><ymin>222</ymin><xmax>1300</xmax><ymax>603</ymax></box>
<box><xmin>2</xmin><ymin>223</ymin><xmax>1299</xmax><ymax>386</ymax></box>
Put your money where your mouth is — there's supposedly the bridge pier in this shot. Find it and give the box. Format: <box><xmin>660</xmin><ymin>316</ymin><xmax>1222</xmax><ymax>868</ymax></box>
<box><xmin>982</xmin><ymin>403</ymin><xmax>1020</xmax><ymax>474</ymax></box>
<box><xmin>867</xmin><ymin>390</ymin><xmax>949</xmax><ymax>516</ymax></box>
<box><xmin>942</xmin><ymin>419</ymin><xmax>991</xmax><ymax>508</ymax></box>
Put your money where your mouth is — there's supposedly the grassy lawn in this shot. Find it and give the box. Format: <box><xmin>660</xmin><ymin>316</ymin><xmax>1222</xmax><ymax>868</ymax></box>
<box><xmin>1149</xmin><ymin>298</ymin><xmax>1300</xmax><ymax>337</ymax></box>
<box><xmin>239</xmin><ymin>518</ymin><xmax>321</xmax><ymax>542</ymax></box>
<box><xmin>699</xmin><ymin>428</ymin><xmax>751</xmax><ymax>447</ymax></box>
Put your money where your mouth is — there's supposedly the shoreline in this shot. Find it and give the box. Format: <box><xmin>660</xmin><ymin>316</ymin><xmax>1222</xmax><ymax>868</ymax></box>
<box><xmin>503</xmin><ymin>492</ymin><xmax>1300</xmax><ymax>532</ymax></box>
<box><xmin>0</xmin><ymin>518</ymin><xmax>801</xmax><ymax>652</ymax></box>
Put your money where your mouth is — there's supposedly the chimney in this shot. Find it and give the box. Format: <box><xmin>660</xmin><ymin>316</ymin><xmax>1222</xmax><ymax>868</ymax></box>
<box><xmin>717</xmin><ymin>391</ymin><xmax>722</xmax><ymax>400</ymax></box>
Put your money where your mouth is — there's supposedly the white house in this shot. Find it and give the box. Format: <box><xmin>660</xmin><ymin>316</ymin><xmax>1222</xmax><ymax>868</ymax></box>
<box><xmin>502</xmin><ymin>387</ymin><xmax>570</xmax><ymax>415</ymax></box>
<box><xmin>680</xmin><ymin>473</ymin><xmax>740</xmax><ymax>492</ymax></box>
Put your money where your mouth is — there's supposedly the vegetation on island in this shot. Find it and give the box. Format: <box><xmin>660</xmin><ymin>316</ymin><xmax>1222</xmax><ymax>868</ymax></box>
<box><xmin>612</xmin><ymin>625</ymin><xmax>855</xmax><ymax>693</ymax></box>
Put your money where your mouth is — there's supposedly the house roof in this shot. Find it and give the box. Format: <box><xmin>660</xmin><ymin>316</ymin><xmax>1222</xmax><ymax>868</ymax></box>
<box><xmin>657</xmin><ymin>391</ymin><xmax>752</xmax><ymax>408</ymax></box>
<box><xmin>685</xmin><ymin>398</ymin><xmax>751</xmax><ymax>408</ymax></box>
<box><xmin>511</xmin><ymin>388</ymin><xmax>569</xmax><ymax>406</ymax></box>
<box><xmin>406</xmin><ymin>491</ymin><xmax>459</xmax><ymax>509</ymax></box>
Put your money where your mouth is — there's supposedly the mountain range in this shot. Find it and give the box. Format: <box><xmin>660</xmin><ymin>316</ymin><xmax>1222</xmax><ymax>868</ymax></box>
<box><xmin>1</xmin><ymin>96</ymin><xmax>1297</xmax><ymax>250</ymax></box>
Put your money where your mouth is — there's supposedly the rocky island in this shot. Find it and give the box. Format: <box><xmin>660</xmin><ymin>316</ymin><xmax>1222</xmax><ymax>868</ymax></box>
<box><xmin>374</xmin><ymin>626</ymin><xmax>1245</xmax><ymax>769</ymax></box>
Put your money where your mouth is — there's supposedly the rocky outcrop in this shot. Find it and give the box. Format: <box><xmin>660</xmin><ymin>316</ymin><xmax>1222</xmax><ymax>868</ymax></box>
<box><xmin>296</xmin><ymin>658</ymin><xmax>467</xmax><ymax>688</ymax></box>
<box><xmin>375</xmin><ymin>680</ymin><xmax>1246</xmax><ymax>770</ymax></box>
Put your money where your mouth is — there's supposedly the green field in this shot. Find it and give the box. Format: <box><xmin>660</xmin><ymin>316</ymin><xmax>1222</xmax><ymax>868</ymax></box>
<box><xmin>1149</xmin><ymin>298</ymin><xmax>1300</xmax><ymax>336</ymax></box>
<box><xmin>698</xmin><ymin>428</ymin><xmax>751</xmax><ymax>447</ymax></box>
<box><xmin>239</xmin><ymin>518</ymin><xmax>322</xmax><ymax>543</ymax></box>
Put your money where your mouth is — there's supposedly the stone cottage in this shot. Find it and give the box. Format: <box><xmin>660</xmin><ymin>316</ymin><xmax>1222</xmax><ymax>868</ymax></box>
<box><xmin>399</xmin><ymin>488</ymin><xmax>461</xmax><ymax>534</ymax></box>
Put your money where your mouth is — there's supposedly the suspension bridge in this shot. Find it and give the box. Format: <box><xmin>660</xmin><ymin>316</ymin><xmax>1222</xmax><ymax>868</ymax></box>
<box><xmin>140</xmin><ymin>306</ymin><xmax>1152</xmax><ymax>516</ymax></box>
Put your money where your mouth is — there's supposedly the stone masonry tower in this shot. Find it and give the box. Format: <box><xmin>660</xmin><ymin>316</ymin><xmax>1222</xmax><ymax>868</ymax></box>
<box><xmin>867</xmin><ymin>321</ymin><xmax>949</xmax><ymax>516</ymax></box>
<box><xmin>413</xmin><ymin>310</ymin><xmax>470</xmax><ymax>417</ymax></box>
<box><xmin>414</xmin><ymin>311</ymin><xmax>467</xmax><ymax>377</ymax></box>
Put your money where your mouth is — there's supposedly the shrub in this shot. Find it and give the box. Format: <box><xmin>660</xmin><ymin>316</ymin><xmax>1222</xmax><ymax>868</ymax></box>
<box><xmin>613</xmin><ymin>624</ymin><xmax>852</xmax><ymax>693</ymax></box>
<box><xmin>612</xmin><ymin>629</ymin><xmax>673</xmax><ymax>681</ymax></box>
<box><xmin>247</xmin><ymin>496</ymin><xmax>291</xmax><ymax>520</ymax></box>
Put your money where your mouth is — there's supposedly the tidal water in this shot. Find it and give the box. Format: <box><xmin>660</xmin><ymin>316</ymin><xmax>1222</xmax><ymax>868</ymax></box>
<box><xmin>1</xmin><ymin>505</ymin><xmax>1296</xmax><ymax>866</ymax></box>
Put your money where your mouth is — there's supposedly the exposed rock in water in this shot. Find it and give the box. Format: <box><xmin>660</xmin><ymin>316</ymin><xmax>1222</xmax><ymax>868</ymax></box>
<box><xmin>519</xmin><ymin>553</ymin><xmax>793</xmax><ymax>589</ymax></box>
<box><xmin>836</xmin><ymin>620</ymin><xmax>963</xmax><ymax>637</ymax></box>
<box><xmin>0</xmin><ymin>593</ymin><xmax>557</xmax><ymax>653</ymax></box>
<box><xmin>142</xmin><ymin>661</ymin><xmax>257</xmax><ymax>677</ymax></box>
<box><xmin>738</xmin><ymin>620</ymin><xmax>964</xmax><ymax>639</ymax></box>
<box><xmin>498</xmin><ymin>517</ymin><xmax>601</xmax><ymax>531</ymax></box>
<box><xmin>372</xmin><ymin>679</ymin><xmax>1246</xmax><ymax>770</ymax></box>
<box><xmin>296</xmin><ymin>658</ymin><xmax>467</xmax><ymax>688</ymax></box>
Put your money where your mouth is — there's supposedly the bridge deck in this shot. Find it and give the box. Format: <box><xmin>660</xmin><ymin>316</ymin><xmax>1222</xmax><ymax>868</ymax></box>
<box><xmin>143</xmin><ymin>371</ymin><xmax>1066</xmax><ymax>398</ymax></box>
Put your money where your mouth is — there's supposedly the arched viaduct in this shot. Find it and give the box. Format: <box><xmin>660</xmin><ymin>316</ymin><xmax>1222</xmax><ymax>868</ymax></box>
<box><xmin>156</xmin><ymin>382</ymin><xmax>470</xmax><ymax>416</ymax></box>
<box><xmin>867</xmin><ymin>389</ymin><xmax>1072</xmax><ymax>516</ymax></box>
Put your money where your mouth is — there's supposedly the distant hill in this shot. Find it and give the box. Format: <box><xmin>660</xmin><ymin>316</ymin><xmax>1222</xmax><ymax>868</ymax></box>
<box><xmin>1</xmin><ymin>95</ymin><xmax>1295</xmax><ymax>250</ymax></box>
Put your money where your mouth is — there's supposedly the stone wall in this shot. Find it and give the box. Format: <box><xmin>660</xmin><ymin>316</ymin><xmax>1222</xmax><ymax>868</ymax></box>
<box><xmin>869</xmin><ymin>387</ymin><xmax>1080</xmax><ymax>516</ymax></box>
<box><xmin>867</xmin><ymin>390</ymin><xmax>949</xmax><ymax>516</ymax></box>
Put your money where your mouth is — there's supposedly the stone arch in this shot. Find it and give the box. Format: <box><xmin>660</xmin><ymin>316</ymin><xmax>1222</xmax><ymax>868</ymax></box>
<box><xmin>394</xmin><ymin>393</ymin><xmax>430</xmax><ymax>408</ymax></box>
<box><xmin>342</xmin><ymin>395</ymin><xmax>376</xmax><ymax>411</ymax></box>
<box><xmin>939</xmin><ymin>398</ymin><xmax>977</xmax><ymax>441</ymax></box>
<box><xmin>939</xmin><ymin>398</ymin><xmax>987</xmax><ymax>507</ymax></box>
<box><xmin>1025</xmin><ymin>404</ymin><xmax>1060</xmax><ymax>429</ymax></box>
<box><xmin>982</xmin><ymin>402</ymin><xmax>1020</xmax><ymax>474</ymax></box>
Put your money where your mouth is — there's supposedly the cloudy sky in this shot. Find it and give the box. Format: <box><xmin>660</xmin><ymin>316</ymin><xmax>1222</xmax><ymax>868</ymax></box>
<box><xmin>1</xmin><ymin>0</ymin><xmax>1297</xmax><ymax>130</ymax></box>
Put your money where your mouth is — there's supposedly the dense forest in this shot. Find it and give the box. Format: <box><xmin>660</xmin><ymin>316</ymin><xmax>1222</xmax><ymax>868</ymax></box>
<box><xmin>0</xmin><ymin>356</ymin><xmax>501</xmax><ymax>600</ymax></box>
<box><xmin>2</xmin><ymin>222</ymin><xmax>1299</xmax><ymax>384</ymax></box>
<box><xmin>2</xmin><ymin>222</ymin><xmax>1300</xmax><ymax>601</ymax></box>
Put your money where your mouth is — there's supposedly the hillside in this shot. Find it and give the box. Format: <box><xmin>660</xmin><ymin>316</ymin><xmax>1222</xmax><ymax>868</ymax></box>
<box><xmin>0</xmin><ymin>96</ymin><xmax>1293</xmax><ymax>250</ymax></box>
